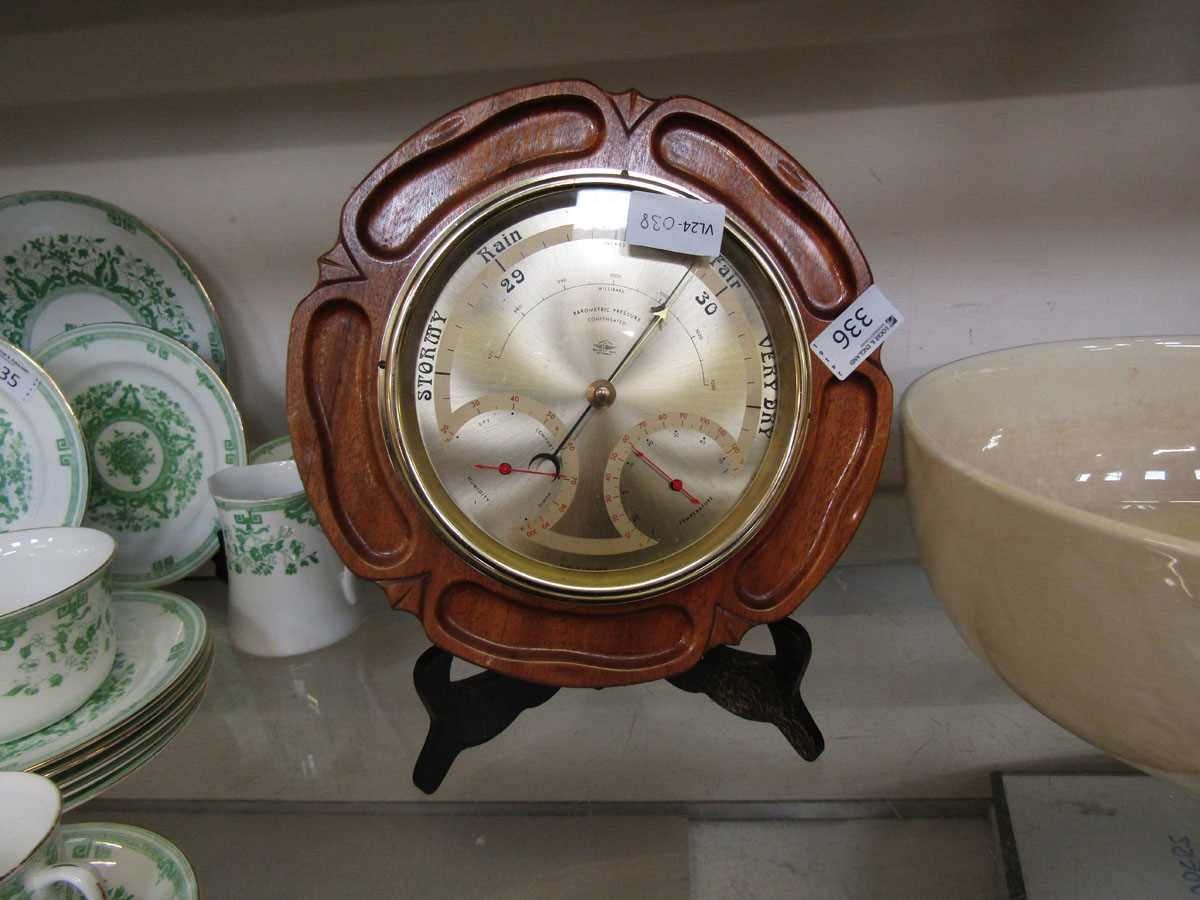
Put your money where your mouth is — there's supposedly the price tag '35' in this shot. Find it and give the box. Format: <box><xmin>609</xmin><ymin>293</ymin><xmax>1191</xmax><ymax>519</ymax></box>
<box><xmin>0</xmin><ymin>344</ymin><xmax>41</xmax><ymax>403</ymax></box>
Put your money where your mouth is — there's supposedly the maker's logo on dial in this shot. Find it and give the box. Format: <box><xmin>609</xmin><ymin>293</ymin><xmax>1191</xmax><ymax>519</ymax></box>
<box><xmin>592</xmin><ymin>338</ymin><xmax>617</xmax><ymax>357</ymax></box>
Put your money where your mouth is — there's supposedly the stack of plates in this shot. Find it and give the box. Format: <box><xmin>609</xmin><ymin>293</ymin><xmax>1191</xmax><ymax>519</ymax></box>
<box><xmin>0</xmin><ymin>590</ymin><xmax>211</xmax><ymax>810</ymax></box>
<box><xmin>0</xmin><ymin>192</ymin><xmax>228</xmax><ymax>818</ymax></box>
<box><xmin>0</xmin><ymin>191</ymin><xmax>246</xmax><ymax>588</ymax></box>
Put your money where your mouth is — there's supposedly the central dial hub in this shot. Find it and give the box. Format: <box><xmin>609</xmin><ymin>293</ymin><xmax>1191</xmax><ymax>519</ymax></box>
<box><xmin>586</xmin><ymin>378</ymin><xmax>617</xmax><ymax>409</ymax></box>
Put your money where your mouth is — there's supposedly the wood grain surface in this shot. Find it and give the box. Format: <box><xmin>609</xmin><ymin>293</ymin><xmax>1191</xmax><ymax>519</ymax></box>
<box><xmin>287</xmin><ymin>80</ymin><xmax>891</xmax><ymax>687</ymax></box>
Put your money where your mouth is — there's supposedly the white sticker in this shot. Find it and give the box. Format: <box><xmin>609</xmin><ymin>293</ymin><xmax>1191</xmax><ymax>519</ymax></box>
<box><xmin>626</xmin><ymin>191</ymin><xmax>726</xmax><ymax>257</ymax></box>
<box><xmin>0</xmin><ymin>344</ymin><xmax>39</xmax><ymax>403</ymax></box>
<box><xmin>810</xmin><ymin>285</ymin><xmax>904</xmax><ymax>380</ymax></box>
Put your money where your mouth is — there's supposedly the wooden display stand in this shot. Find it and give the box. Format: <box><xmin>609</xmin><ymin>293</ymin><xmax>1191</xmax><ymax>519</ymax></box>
<box><xmin>286</xmin><ymin>80</ymin><xmax>891</xmax><ymax>690</ymax></box>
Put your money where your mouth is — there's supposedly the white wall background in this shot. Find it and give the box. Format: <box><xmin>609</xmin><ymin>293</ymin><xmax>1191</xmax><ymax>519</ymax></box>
<box><xmin>3</xmin><ymin>0</ymin><xmax>1198</xmax><ymax>560</ymax></box>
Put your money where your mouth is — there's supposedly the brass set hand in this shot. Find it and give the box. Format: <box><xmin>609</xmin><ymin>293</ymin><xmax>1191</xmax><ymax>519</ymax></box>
<box><xmin>529</xmin><ymin>264</ymin><xmax>694</xmax><ymax>478</ymax></box>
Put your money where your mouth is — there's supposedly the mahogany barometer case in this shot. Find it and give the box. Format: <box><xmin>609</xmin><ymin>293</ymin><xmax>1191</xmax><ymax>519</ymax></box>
<box><xmin>286</xmin><ymin>80</ymin><xmax>891</xmax><ymax>690</ymax></box>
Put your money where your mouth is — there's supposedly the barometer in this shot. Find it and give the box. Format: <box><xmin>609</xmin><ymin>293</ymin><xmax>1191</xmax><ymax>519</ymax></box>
<box><xmin>382</xmin><ymin>172</ymin><xmax>805</xmax><ymax>601</ymax></box>
<box><xmin>287</xmin><ymin>81</ymin><xmax>891</xmax><ymax>689</ymax></box>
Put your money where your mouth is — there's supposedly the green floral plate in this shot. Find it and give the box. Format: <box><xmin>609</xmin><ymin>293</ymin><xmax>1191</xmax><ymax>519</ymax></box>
<box><xmin>55</xmin><ymin>655</ymin><xmax>209</xmax><ymax>790</ymax></box>
<box><xmin>37</xmin><ymin>324</ymin><xmax>246</xmax><ymax>588</ymax></box>
<box><xmin>248</xmin><ymin>434</ymin><xmax>292</xmax><ymax>464</ymax></box>
<box><xmin>0</xmin><ymin>190</ymin><xmax>227</xmax><ymax>377</ymax></box>
<box><xmin>40</xmin><ymin>639</ymin><xmax>211</xmax><ymax>779</ymax></box>
<box><xmin>0</xmin><ymin>337</ymin><xmax>88</xmax><ymax>531</ymax></box>
<box><xmin>61</xmin><ymin>687</ymin><xmax>205</xmax><ymax>812</ymax></box>
<box><xmin>62</xmin><ymin>822</ymin><xmax>198</xmax><ymax>900</ymax></box>
<box><xmin>0</xmin><ymin>590</ymin><xmax>207</xmax><ymax>773</ymax></box>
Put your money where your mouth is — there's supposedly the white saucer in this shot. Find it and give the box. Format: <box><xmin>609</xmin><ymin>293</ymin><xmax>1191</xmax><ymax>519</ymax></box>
<box><xmin>0</xmin><ymin>190</ymin><xmax>227</xmax><ymax>377</ymax></box>
<box><xmin>36</xmin><ymin>323</ymin><xmax>246</xmax><ymax>587</ymax></box>
<box><xmin>0</xmin><ymin>591</ymin><xmax>207</xmax><ymax>772</ymax></box>
<box><xmin>62</xmin><ymin>822</ymin><xmax>198</xmax><ymax>900</ymax></box>
<box><xmin>0</xmin><ymin>338</ymin><xmax>88</xmax><ymax>531</ymax></box>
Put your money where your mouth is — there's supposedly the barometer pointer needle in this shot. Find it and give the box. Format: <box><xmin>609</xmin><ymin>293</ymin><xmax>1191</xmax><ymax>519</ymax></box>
<box><xmin>631</xmin><ymin>447</ymin><xmax>702</xmax><ymax>505</ymax></box>
<box><xmin>530</xmin><ymin>264</ymin><xmax>695</xmax><ymax>478</ymax></box>
<box><xmin>474</xmin><ymin>463</ymin><xmax>558</xmax><ymax>478</ymax></box>
<box><xmin>603</xmin><ymin>264</ymin><xmax>691</xmax><ymax>383</ymax></box>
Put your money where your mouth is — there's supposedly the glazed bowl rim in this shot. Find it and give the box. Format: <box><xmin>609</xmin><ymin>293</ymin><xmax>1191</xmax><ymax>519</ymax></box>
<box><xmin>0</xmin><ymin>526</ymin><xmax>117</xmax><ymax>621</ymax></box>
<box><xmin>208</xmin><ymin>460</ymin><xmax>305</xmax><ymax>507</ymax></box>
<box><xmin>901</xmin><ymin>334</ymin><xmax>1200</xmax><ymax>559</ymax></box>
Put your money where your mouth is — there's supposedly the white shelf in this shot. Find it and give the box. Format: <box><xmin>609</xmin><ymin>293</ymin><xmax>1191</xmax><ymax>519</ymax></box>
<box><xmin>100</xmin><ymin>563</ymin><xmax>1113</xmax><ymax>804</ymax></box>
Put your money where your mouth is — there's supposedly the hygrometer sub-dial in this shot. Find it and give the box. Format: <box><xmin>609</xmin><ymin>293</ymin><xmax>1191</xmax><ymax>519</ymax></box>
<box><xmin>602</xmin><ymin>412</ymin><xmax>746</xmax><ymax>551</ymax></box>
<box><xmin>438</xmin><ymin>393</ymin><xmax>580</xmax><ymax>543</ymax></box>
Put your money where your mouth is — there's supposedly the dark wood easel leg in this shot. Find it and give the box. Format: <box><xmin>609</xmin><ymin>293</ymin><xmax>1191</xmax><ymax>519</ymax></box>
<box><xmin>667</xmin><ymin>618</ymin><xmax>824</xmax><ymax>761</ymax></box>
<box><xmin>410</xmin><ymin>618</ymin><xmax>823</xmax><ymax>792</ymax></box>
<box><xmin>411</xmin><ymin>647</ymin><xmax>559</xmax><ymax>794</ymax></box>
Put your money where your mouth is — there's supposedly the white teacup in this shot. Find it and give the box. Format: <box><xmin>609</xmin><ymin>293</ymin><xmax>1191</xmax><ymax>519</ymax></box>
<box><xmin>0</xmin><ymin>527</ymin><xmax>117</xmax><ymax>743</ymax></box>
<box><xmin>0</xmin><ymin>771</ymin><xmax>106</xmax><ymax>899</ymax></box>
<box><xmin>208</xmin><ymin>462</ymin><xmax>369</xmax><ymax>657</ymax></box>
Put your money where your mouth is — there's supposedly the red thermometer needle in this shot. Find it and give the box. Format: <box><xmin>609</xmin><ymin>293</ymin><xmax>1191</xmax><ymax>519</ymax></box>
<box><xmin>474</xmin><ymin>462</ymin><xmax>558</xmax><ymax>479</ymax></box>
<box><xmin>630</xmin><ymin>448</ymin><xmax>701</xmax><ymax>505</ymax></box>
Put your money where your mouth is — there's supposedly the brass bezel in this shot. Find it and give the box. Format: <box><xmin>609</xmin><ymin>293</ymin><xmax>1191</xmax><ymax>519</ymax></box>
<box><xmin>379</xmin><ymin>171</ymin><xmax>811</xmax><ymax>601</ymax></box>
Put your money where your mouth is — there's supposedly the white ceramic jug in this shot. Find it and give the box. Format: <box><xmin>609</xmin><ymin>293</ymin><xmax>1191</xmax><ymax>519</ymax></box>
<box><xmin>208</xmin><ymin>461</ymin><xmax>369</xmax><ymax>657</ymax></box>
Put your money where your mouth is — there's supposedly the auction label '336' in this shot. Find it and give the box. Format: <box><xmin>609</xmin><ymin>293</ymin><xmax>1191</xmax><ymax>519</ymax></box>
<box><xmin>811</xmin><ymin>285</ymin><xmax>904</xmax><ymax>380</ymax></box>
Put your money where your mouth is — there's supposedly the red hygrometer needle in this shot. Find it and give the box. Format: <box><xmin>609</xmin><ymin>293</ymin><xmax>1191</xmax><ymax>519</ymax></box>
<box><xmin>630</xmin><ymin>448</ymin><xmax>701</xmax><ymax>505</ymax></box>
<box><xmin>474</xmin><ymin>462</ymin><xmax>559</xmax><ymax>479</ymax></box>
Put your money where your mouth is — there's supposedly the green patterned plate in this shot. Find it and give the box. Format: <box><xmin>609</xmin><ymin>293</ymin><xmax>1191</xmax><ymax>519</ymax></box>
<box><xmin>55</xmin><ymin>653</ymin><xmax>209</xmax><ymax>790</ymax></box>
<box><xmin>248</xmin><ymin>434</ymin><xmax>292</xmax><ymax>464</ymax></box>
<box><xmin>37</xmin><ymin>324</ymin><xmax>246</xmax><ymax>587</ymax></box>
<box><xmin>0</xmin><ymin>190</ymin><xmax>227</xmax><ymax>376</ymax></box>
<box><xmin>0</xmin><ymin>337</ymin><xmax>87</xmax><ymax>531</ymax></box>
<box><xmin>0</xmin><ymin>590</ymin><xmax>207</xmax><ymax>772</ymax></box>
<box><xmin>62</xmin><ymin>691</ymin><xmax>205</xmax><ymax>812</ymax></box>
<box><xmin>62</xmin><ymin>822</ymin><xmax>198</xmax><ymax>900</ymax></box>
<box><xmin>38</xmin><ymin>639</ymin><xmax>211</xmax><ymax>778</ymax></box>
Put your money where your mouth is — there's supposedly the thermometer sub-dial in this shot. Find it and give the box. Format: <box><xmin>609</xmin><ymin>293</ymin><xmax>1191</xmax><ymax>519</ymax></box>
<box><xmin>438</xmin><ymin>393</ymin><xmax>580</xmax><ymax>543</ymax></box>
<box><xmin>602</xmin><ymin>412</ymin><xmax>746</xmax><ymax>551</ymax></box>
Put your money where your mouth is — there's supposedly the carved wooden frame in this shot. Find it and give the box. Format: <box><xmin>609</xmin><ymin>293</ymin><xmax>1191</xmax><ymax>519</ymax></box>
<box><xmin>287</xmin><ymin>80</ymin><xmax>891</xmax><ymax>688</ymax></box>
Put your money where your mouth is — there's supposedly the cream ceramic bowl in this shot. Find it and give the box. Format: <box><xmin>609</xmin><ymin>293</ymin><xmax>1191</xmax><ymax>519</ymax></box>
<box><xmin>0</xmin><ymin>527</ymin><xmax>117</xmax><ymax>743</ymax></box>
<box><xmin>903</xmin><ymin>337</ymin><xmax>1200</xmax><ymax>787</ymax></box>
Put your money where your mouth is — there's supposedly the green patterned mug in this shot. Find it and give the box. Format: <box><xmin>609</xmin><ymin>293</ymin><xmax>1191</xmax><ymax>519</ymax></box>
<box><xmin>0</xmin><ymin>527</ymin><xmax>116</xmax><ymax>743</ymax></box>
<box><xmin>208</xmin><ymin>461</ymin><xmax>368</xmax><ymax>657</ymax></box>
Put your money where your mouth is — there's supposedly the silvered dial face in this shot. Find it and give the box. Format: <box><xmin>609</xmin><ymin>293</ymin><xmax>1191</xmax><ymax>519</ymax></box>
<box><xmin>383</xmin><ymin>175</ymin><xmax>805</xmax><ymax>600</ymax></box>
